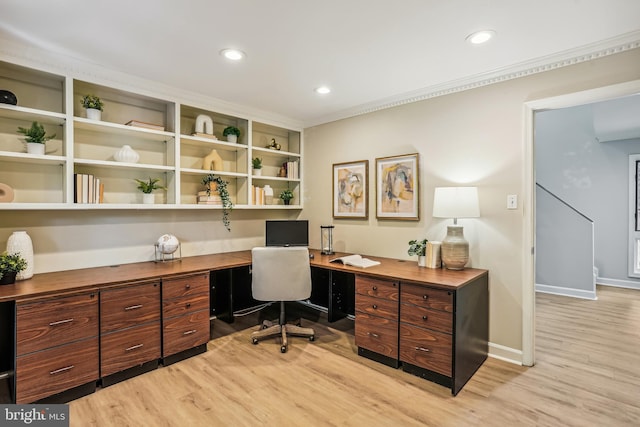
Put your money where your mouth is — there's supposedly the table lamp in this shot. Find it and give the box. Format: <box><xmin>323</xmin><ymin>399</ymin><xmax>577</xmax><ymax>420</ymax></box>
<box><xmin>432</xmin><ymin>187</ymin><xmax>479</xmax><ymax>270</ymax></box>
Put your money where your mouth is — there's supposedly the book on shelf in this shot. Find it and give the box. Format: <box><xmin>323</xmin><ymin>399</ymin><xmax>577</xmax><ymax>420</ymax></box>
<box><xmin>74</xmin><ymin>173</ymin><xmax>104</xmax><ymax>204</ymax></box>
<box><xmin>425</xmin><ymin>241</ymin><xmax>442</xmax><ymax>268</ymax></box>
<box><xmin>191</xmin><ymin>132</ymin><xmax>218</xmax><ymax>140</ymax></box>
<box><xmin>283</xmin><ymin>160</ymin><xmax>299</xmax><ymax>179</ymax></box>
<box><xmin>125</xmin><ymin>120</ymin><xmax>165</xmax><ymax>131</ymax></box>
<box><xmin>329</xmin><ymin>254</ymin><xmax>380</xmax><ymax>268</ymax></box>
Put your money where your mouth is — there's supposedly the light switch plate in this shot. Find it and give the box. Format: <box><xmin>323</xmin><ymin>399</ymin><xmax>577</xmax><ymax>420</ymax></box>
<box><xmin>507</xmin><ymin>194</ymin><xmax>518</xmax><ymax>209</ymax></box>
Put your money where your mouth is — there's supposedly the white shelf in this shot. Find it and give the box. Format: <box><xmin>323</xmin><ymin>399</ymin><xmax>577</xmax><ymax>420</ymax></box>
<box><xmin>74</xmin><ymin>118</ymin><xmax>174</xmax><ymax>141</ymax></box>
<box><xmin>0</xmin><ymin>104</ymin><xmax>66</xmax><ymax>125</ymax></box>
<box><xmin>74</xmin><ymin>158</ymin><xmax>175</xmax><ymax>172</ymax></box>
<box><xmin>180</xmin><ymin>134</ymin><xmax>248</xmax><ymax>152</ymax></box>
<box><xmin>0</xmin><ymin>150</ymin><xmax>66</xmax><ymax>165</ymax></box>
<box><xmin>252</xmin><ymin>146</ymin><xmax>300</xmax><ymax>158</ymax></box>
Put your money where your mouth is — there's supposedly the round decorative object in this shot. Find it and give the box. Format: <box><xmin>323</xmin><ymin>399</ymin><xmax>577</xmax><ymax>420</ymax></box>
<box><xmin>0</xmin><ymin>183</ymin><xmax>14</xmax><ymax>203</ymax></box>
<box><xmin>0</xmin><ymin>90</ymin><xmax>17</xmax><ymax>105</ymax></box>
<box><xmin>7</xmin><ymin>231</ymin><xmax>34</xmax><ymax>280</ymax></box>
<box><xmin>156</xmin><ymin>234</ymin><xmax>179</xmax><ymax>254</ymax></box>
<box><xmin>114</xmin><ymin>145</ymin><xmax>140</xmax><ymax>163</ymax></box>
<box><xmin>441</xmin><ymin>225</ymin><xmax>469</xmax><ymax>270</ymax></box>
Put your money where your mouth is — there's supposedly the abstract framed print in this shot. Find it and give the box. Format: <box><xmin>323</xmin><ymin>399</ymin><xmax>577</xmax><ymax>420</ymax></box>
<box><xmin>375</xmin><ymin>153</ymin><xmax>419</xmax><ymax>220</ymax></box>
<box><xmin>333</xmin><ymin>160</ymin><xmax>368</xmax><ymax>219</ymax></box>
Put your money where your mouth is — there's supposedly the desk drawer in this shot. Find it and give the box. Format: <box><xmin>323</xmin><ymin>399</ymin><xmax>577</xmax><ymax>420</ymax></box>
<box><xmin>101</xmin><ymin>321</ymin><xmax>161</xmax><ymax>377</ymax></box>
<box><xmin>163</xmin><ymin>293</ymin><xmax>209</xmax><ymax>319</ymax></box>
<box><xmin>355</xmin><ymin>312</ymin><xmax>398</xmax><ymax>358</ymax></box>
<box><xmin>163</xmin><ymin>273</ymin><xmax>209</xmax><ymax>300</ymax></box>
<box><xmin>101</xmin><ymin>282</ymin><xmax>160</xmax><ymax>333</ymax></box>
<box><xmin>16</xmin><ymin>337</ymin><xmax>99</xmax><ymax>404</ymax></box>
<box><xmin>355</xmin><ymin>275</ymin><xmax>399</xmax><ymax>300</ymax></box>
<box><xmin>401</xmin><ymin>283</ymin><xmax>453</xmax><ymax>313</ymax></box>
<box><xmin>400</xmin><ymin>303</ymin><xmax>453</xmax><ymax>334</ymax></box>
<box><xmin>399</xmin><ymin>324</ymin><xmax>452</xmax><ymax>377</ymax></box>
<box><xmin>355</xmin><ymin>294</ymin><xmax>398</xmax><ymax>320</ymax></box>
<box><xmin>163</xmin><ymin>310</ymin><xmax>210</xmax><ymax>357</ymax></box>
<box><xmin>17</xmin><ymin>293</ymin><xmax>98</xmax><ymax>355</ymax></box>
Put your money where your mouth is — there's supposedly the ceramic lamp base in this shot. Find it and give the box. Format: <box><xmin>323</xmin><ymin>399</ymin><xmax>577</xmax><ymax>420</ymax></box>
<box><xmin>441</xmin><ymin>225</ymin><xmax>469</xmax><ymax>270</ymax></box>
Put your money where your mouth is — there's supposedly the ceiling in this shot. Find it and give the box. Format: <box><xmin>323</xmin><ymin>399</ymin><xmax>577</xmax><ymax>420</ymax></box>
<box><xmin>1</xmin><ymin>1</ymin><xmax>640</xmax><ymax>127</ymax></box>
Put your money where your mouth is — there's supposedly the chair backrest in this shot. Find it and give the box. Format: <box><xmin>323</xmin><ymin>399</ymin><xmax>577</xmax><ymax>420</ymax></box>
<box><xmin>251</xmin><ymin>246</ymin><xmax>312</xmax><ymax>302</ymax></box>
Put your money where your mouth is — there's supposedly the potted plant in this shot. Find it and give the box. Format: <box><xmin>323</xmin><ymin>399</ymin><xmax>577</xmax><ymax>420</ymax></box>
<box><xmin>81</xmin><ymin>94</ymin><xmax>104</xmax><ymax>121</ymax></box>
<box><xmin>252</xmin><ymin>157</ymin><xmax>263</xmax><ymax>176</ymax></box>
<box><xmin>134</xmin><ymin>177</ymin><xmax>166</xmax><ymax>204</ymax></box>
<box><xmin>279</xmin><ymin>189</ymin><xmax>294</xmax><ymax>205</ymax></box>
<box><xmin>222</xmin><ymin>126</ymin><xmax>241</xmax><ymax>143</ymax></box>
<box><xmin>0</xmin><ymin>251</ymin><xmax>27</xmax><ymax>285</ymax></box>
<box><xmin>408</xmin><ymin>238</ymin><xmax>428</xmax><ymax>267</ymax></box>
<box><xmin>17</xmin><ymin>121</ymin><xmax>56</xmax><ymax>155</ymax></box>
<box><xmin>202</xmin><ymin>174</ymin><xmax>233</xmax><ymax>231</ymax></box>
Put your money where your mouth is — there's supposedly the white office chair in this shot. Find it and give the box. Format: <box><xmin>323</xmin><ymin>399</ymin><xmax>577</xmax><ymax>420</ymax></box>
<box><xmin>250</xmin><ymin>246</ymin><xmax>315</xmax><ymax>353</ymax></box>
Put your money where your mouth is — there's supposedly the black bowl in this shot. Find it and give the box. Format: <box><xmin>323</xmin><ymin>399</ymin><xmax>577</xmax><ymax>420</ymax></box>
<box><xmin>0</xmin><ymin>90</ymin><xmax>17</xmax><ymax>105</ymax></box>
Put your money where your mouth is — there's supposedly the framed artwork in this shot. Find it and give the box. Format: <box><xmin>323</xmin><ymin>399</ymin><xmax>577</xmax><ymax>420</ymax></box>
<box><xmin>375</xmin><ymin>153</ymin><xmax>419</xmax><ymax>220</ymax></box>
<box><xmin>333</xmin><ymin>160</ymin><xmax>369</xmax><ymax>219</ymax></box>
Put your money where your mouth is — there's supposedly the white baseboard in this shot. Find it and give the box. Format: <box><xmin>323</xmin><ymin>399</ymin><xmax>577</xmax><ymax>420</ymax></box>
<box><xmin>535</xmin><ymin>283</ymin><xmax>597</xmax><ymax>300</ymax></box>
<box><xmin>488</xmin><ymin>342</ymin><xmax>522</xmax><ymax>365</ymax></box>
<box><xmin>596</xmin><ymin>276</ymin><xmax>640</xmax><ymax>290</ymax></box>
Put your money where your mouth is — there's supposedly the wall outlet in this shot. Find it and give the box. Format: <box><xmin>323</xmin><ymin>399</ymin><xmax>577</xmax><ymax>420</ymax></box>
<box><xmin>507</xmin><ymin>194</ymin><xmax>518</xmax><ymax>209</ymax></box>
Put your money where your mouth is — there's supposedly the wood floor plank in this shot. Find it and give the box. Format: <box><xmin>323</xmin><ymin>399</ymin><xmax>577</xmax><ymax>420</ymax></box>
<box><xmin>69</xmin><ymin>285</ymin><xmax>640</xmax><ymax>426</ymax></box>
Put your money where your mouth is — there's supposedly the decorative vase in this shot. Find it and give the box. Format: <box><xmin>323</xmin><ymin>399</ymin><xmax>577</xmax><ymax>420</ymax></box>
<box><xmin>263</xmin><ymin>185</ymin><xmax>274</xmax><ymax>205</ymax></box>
<box><xmin>26</xmin><ymin>143</ymin><xmax>45</xmax><ymax>155</ymax></box>
<box><xmin>253</xmin><ymin>168</ymin><xmax>262</xmax><ymax>176</ymax></box>
<box><xmin>226</xmin><ymin>134</ymin><xmax>238</xmax><ymax>143</ymax></box>
<box><xmin>0</xmin><ymin>90</ymin><xmax>17</xmax><ymax>105</ymax></box>
<box><xmin>7</xmin><ymin>231</ymin><xmax>34</xmax><ymax>280</ymax></box>
<box><xmin>0</xmin><ymin>182</ymin><xmax>14</xmax><ymax>203</ymax></box>
<box><xmin>142</xmin><ymin>193</ymin><xmax>155</xmax><ymax>204</ymax></box>
<box><xmin>441</xmin><ymin>225</ymin><xmax>469</xmax><ymax>270</ymax></box>
<box><xmin>0</xmin><ymin>271</ymin><xmax>17</xmax><ymax>285</ymax></box>
<box><xmin>418</xmin><ymin>255</ymin><xmax>426</xmax><ymax>268</ymax></box>
<box><xmin>114</xmin><ymin>145</ymin><xmax>140</xmax><ymax>163</ymax></box>
<box><xmin>86</xmin><ymin>108</ymin><xmax>101</xmax><ymax>121</ymax></box>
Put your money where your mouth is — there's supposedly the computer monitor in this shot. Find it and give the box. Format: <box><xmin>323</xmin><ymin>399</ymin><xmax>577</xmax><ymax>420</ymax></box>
<box><xmin>265</xmin><ymin>220</ymin><xmax>309</xmax><ymax>247</ymax></box>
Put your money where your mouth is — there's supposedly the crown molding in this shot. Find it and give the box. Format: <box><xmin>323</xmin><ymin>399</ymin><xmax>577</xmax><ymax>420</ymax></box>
<box><xmin>305</xmin><ymin>31</ymin><xmax>640</xmax><ymax>128</ymax></box>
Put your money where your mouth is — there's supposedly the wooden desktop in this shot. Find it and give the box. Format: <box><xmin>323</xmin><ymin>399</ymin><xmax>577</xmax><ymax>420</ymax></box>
<box><xmin>0</xmin><ymin>249</ymin><xmax>487</xmax><ymax>403</ymax></box>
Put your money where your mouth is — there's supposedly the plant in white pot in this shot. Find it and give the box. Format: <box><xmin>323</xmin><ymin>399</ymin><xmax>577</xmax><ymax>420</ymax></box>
<box><xmin>252</xmin><ymin>157</ymin><xmax>263</xmax><ymax>176</ymax></box>
<box><xmin>223</xmin><ymin>126</ymin><xmax>240</xmax><ymax>143</ymax></box>
<box><xmin>16</xmin><ymin>121</ymin><xmax>56</xmax><ymax>155</ymax></box>
<box><xmin>408</xmin><ymin>238</ymin><xmax>428</xmax><ymax>267</ymax></box>
<box><xmin>81</xmin><ymin>94</ymin><xmax>104</xmax><ymax>120</ymax></box>
<box><xmin>134</xmin><ymin>177</ymin><xmax>166</xmax><ymax>204</ymax></box>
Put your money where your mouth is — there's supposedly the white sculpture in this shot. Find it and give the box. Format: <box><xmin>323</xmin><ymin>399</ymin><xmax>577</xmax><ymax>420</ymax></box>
<box><xmin>195</xmin><ymin>114</ymin><xmax>214</xmax><ymax>135</ymax></box>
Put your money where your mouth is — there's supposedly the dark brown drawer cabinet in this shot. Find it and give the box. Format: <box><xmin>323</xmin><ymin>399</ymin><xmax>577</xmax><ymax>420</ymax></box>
<box><xmin>355</xmin><ymin>275</ymin><xmax>399</xmax><ymax>366</ymax></box>
<box><xmin>100</xmin><ymin>281</ymin><xmax>161</xmax><ymax>379</ymax></box>
<box><xmin>15</xmin><ymin>292</ymin><xmax>99</xmax><ymax>403</ymax></box>
<box><xmin>399</xmin><ymin>323</ymin><xmax>452</xmax><ymax>376</ymax></box>
<box><xmin>162</xmin><ymin>273</ymin><xmax>210</xmax><ymax>359</ymax></box>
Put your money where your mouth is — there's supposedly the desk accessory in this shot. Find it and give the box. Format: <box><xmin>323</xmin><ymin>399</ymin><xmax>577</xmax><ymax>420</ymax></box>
<box><xmin>154</xmin><ymin>234</ymin><xmax>181</xmax><ymax>262</ymax></box>
<box><xmin>321</xmin><ymin>225</ymin><xmax>334</xmax><ymax>255</ymax></box>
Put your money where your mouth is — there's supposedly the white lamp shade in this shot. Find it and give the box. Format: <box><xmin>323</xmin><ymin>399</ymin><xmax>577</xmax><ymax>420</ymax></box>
<box><xmin>433</xmin><ymin>187</ymin><xmax>480</xmax><ymax>219</ymax></box>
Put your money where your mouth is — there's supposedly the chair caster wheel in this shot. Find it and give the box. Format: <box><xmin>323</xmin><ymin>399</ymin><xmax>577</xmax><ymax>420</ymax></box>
<box><xmin>261</xmin><ymin>324</ymin><xmax>268</xmax><ymax>330</ymax></box>
<box><xmin>252</xmin><ymin>338</ymin><xmax>259</xmax><ymax>345</ymax></box>
<box><xmin>309</xmin><ymin>336</ymin><xmax>315</xmax><ymax>342</ymax></box>
<box><xmin>280</xmin><ymin>346</ymin><xmax>287</xmax><ymax>353</ymax></box>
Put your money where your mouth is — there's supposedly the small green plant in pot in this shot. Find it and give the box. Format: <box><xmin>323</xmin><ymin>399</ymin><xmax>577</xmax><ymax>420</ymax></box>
<box><xmin>279</xmin><ymin>189</ymin><xmax>294</xmax><ymax>205</ymax></box>
<box><xmin>17</xmin><ymin>121</ymin><xmax>56</xmax><ymax>155</ymax></box>
<box><xmin>222</xmin><ymin>126</ymin><xmax>240</xmax><ymax>143</ymax></box>
<box><xmin>408</xmin><ymin>239</ymin><xmax>428</xmax><ymax>267</ymax></box>
<box><xmin>0</xmin><ymin>251</ymin><xmax>27</xmax><ymax>285</ymax></box>
<box><xmin>252</xmin><ymin>157</ymin><xmax>263</xmax><ymax>175</ymax></box>
<box><xmin>134</xmin><ymin>177</ymin><xmax>166</xmax><ymax>204</ymax></box>
<box><xmin>81</xmin><ymin>94</ymin><xmax>104</xmax><ymax>120</ymax></box>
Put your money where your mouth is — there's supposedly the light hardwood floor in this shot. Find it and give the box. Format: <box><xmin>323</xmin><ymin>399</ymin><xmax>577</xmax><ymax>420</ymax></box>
<box><xmin>70</xmin><ymin>286</ymin><xmax>640</xmax><ymax>426</ymax></box>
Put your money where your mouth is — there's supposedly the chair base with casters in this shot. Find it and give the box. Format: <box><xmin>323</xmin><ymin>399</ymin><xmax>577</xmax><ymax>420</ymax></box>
<box><xmin>251</xmin><ymin>301</ymin><xmax>314</xmax><ymax>353</ymax></box>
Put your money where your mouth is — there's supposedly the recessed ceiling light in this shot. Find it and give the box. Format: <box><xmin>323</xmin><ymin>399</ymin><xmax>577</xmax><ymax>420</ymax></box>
<box><xmin>220</xmin><ymin>49</ymin><xmax>245</xmax><ymax>61</ymax></box>
<box><xmin>315</xmin><ymin>86</ymin><xmax>331</xmax><ymax>95</ymax></box>
<box><xmin>466</xmin><ymin>30</ymin><xmax>496</xmax><ymax>45</ymax></box>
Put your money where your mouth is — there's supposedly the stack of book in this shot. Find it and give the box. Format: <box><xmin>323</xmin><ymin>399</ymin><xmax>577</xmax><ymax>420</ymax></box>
<box><xmin>74</xmin><ymin>173</ymin><xmax>104</xmax><ymax>204</ymax></box>
<box><xmin>125</xmin><ymin>120</ymin><xmax>165</xmax><ymax>131</ymax></box>
<box><xmin>425</xmin><ymin>241</ymin><xmax>442</xmax><ymax>268</ymax></box>
<box><xmin>196</xmin><ymin>191</ymin><xmax>221</xmax><ymax>205</ymax></box>
<box><xmin>283</xmin><ymin>160</ymin><xmax>299</xmax><ymax>179</ymax></box>
<box><xmin>251</xmin><ymin>185</ymin><xmax>265</xmax><ymax>205</ymax></box>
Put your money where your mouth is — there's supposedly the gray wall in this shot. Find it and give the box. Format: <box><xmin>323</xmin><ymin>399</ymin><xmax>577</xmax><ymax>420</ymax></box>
<box><xmin>535</xmin><ymin>102</ymin><xmax>640</xmax><ymax>285</ymax></box>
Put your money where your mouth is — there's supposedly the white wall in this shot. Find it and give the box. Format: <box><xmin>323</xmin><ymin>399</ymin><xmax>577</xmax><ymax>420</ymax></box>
<box><xmin>303</xmin><ymin>48</ymin><xmax>640</xmax><ymax>359</ymax></box>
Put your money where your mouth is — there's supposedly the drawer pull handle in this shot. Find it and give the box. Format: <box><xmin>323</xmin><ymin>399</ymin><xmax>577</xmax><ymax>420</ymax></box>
<box><xmin>186</xmin><ymin>303</ymin><xmax>191</xmax><ymax>308</ymax></box>
<box><xmin>49</xmin><ymin>318</ymin><xmax>73</xmax><ymax>326</ymax></box>
<box><xmin>124</xmin><ymin>304</ymin><xmax>143</xmax><ymax>311</ymax></box>
<box><xmin>50</xmin><ymin>365</ymin><xmax>74</xmax><ymax>375</ymax></box>
<box><xmin>183</xmin><ymin>329</ymin><xmax>197</xmax><ymax>336</ymax></box>
<box><xmin>422</xmin><ymin>315</ymin><xmax>428</xmax><ymax>321</ymax></box>
<box><xmin>185</xmin><ymin>284</ymin><xmax>191</xmax><ymax>289</ymax></box>
<box><xmin>372</xmin><ymin>304</ymin><xmax>378</xmax><ymax>309</ymax></box>
<box><xmin>368</xmin><ymin>332</ymin><xmax>380</xmax><ymax>338</ymax></box>
<box><xmin>125</xmin><ymin>344</ymin><xmax>144</xmax><ymax>352</ymax></box>
<box><xmin>372</xmin><ymin>286</ymin><xmax>377</xmax><ymax>291</ymax></box>
<box><xmin>423</xmin><ymin>295</ymin><xmax>429</xmax><ymax>300</ymax></box>
<box><xmin>415</xmin><ymin>346</ymin><xmax>430</xmax><ymax>353</ymax></box>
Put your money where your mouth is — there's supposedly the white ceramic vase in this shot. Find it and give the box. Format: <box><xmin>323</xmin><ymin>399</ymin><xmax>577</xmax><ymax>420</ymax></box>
<box><xmin>26</xmin><ymin>143</ymin><xmax>45</xmax><ymax>155</ymax></box>
<box><xmin>114</xmin><ymin>145</ymin><xmax>140</xmax><ymax>163</ymax></box>
<box><xmin>253</xmin><ymin>168</ymin><xmax>262</xmax><ymax>176</ymax></box>
<box><xmin>263</xmin><ymin>185</ymin><xmax>274</xmax><ymax>205</ymax></box>
<box><xmin>86</xmin><ymin>108</ymin><xmax>101</xmax><ymax>121</ymax></box>
<box><xmin>226</xmin><ymin>134</ymin><xmax>238</xmax><ymax>143</ymax></box>
<box><xmin>7</xmin><ymin>231</ymin><xmax>34</xmax><ymax>280</ymax></box>
<box><xmin>418</xmin><ymin>255</ymin><xmax>426</xmax><ymax>268</ymax></box>
<box><xmin>142</xmin><ymin>193</ymin><xmax>155</xmax><ymax>204</ymax></box>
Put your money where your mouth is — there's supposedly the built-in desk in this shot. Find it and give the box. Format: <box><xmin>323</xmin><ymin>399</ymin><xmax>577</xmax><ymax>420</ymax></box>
<box><xmin>0</xmin><ymin>249</ymin><xmax>487</xmax><ymax>402</ymax></box>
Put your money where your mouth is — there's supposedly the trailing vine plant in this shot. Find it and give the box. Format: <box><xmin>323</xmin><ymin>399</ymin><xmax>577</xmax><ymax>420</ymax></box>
<box><xmin>202</xmin><ymin>174</ymin><xmax>233</xmax><ymax>231</ymax></box>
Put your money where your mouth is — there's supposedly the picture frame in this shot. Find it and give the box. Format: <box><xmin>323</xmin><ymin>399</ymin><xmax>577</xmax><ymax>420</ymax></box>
<box><xmin>375</xmin><ymin>153</ymin><xmax>419</xmax><ymax>220</ymax></box>
<box><xmin>333</xmin><ymin>160</ymin><xmax>369</xmax><ymax>219</ymax></box>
